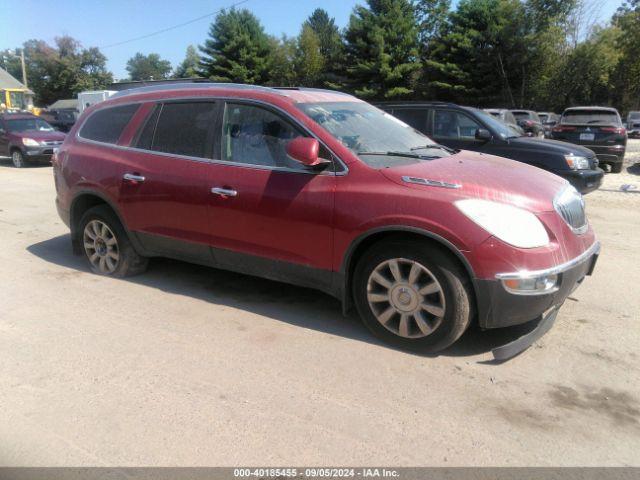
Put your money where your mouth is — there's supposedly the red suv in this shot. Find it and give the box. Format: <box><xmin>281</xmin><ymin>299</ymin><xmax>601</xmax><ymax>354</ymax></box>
<box><xmin>53</xmin><ymin>84</ymin><xmax>599</xmax><ymax>359</ymax></box>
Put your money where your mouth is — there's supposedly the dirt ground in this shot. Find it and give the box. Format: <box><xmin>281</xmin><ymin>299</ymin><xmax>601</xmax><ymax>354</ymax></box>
<box><xmin>0</xmin><ymin>141</ymin><xmax>639</xmax><ymax>467</ymax></box>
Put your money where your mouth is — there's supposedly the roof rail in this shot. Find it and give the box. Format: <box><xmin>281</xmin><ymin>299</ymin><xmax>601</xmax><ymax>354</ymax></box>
<box><xmin>109</xmin><ymin>82</ymin><xmax>279</xmax><ymax>99</ymax></box>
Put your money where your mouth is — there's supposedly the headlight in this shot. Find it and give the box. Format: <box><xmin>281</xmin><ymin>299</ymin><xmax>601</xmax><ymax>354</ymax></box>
<box><xmin>455</xmin><ymin>199</ymin><xmax>549</xmax><ymax>248</ymax></box>
<box><xmin>564</xmin><ymin>154</ymin><xmax>590</xmax><ymax>170</ymax></box>
<box><xmin>22</xmin><ymin>138</ymin><xmax>40</xmax><ymax>146</ymax></box>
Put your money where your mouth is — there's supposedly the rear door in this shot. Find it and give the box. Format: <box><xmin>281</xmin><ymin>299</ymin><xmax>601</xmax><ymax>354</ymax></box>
<box><xmin>204</xmin><ymin>101</ymin><xmax>336</xmax><ymax>291</ymax></box>
<box><xmin>431</xmin><ymin>109</ymin><xmax>485</xmax><ymax>152</ymax></box>
<box><xmin>117</xmin><ymin>101</ymin><xmax>218</xmax><ymax>264</ymax></box>
<box><xmin>387</xmin><ymin>107</ymin><xmax>429</xmax><ymax>134</ymax></box>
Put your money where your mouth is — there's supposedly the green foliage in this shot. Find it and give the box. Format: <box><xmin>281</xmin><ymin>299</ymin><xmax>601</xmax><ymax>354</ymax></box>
<box><xmin>199</xmin><ymin>8</ymin><xmax>272</xmax><ymax>84</ymax></box>
<box><xmin>174</xmin><ymin>45</ymin><xmax>200</xmax><ymax>78</ymax></box>
<box><xmin>612</xmin><ymin>0</ymin><xmax>640</xmax><ymax>111</ymax></box>
<box><xmin>344</xmin><ymin>0</ymin><xmax>421</xmax><ymax>99</ymax></box>
<box><xmin>294</xmin><ymin>25</ymin><xmax>325</xmax><ymax>87</ymax></box>
<box><xmin>1</xmin><ymin>36</ymin><xmax>113</xmax><ymax>106</ymax></box>
<box><xmin>126</xmin><ymin>52</ymin><xmax>172</xmax><ymax>81</ymax></box>
<box><xmin>265</xmin><ymin>35</ymin><xmax>297</xmax><ymax>86</ymax></box>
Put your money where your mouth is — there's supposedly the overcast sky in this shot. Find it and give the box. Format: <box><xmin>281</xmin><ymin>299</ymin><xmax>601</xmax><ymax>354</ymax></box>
<box><xmin>0</xmin><ymin>0</ymin><xmax>624</xmax><ymax>80</ymax></box>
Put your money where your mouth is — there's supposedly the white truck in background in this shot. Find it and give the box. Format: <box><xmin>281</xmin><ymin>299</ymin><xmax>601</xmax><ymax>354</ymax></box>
<box><xmin>78</xmin><ymin>90</ymin><xmax>117</xmax><ymax>113</ymax></box>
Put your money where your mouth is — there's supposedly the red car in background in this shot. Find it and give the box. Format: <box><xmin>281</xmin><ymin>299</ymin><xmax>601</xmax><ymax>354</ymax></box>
<box><xmin>52</xmin><ymin>84</ymin><xmax>599</xmax><ymax>359</ymax></box>
<box><xmin>0</xmin><ymin>113</ymin><xmax>66</xmax><ymax>167</ymax></box>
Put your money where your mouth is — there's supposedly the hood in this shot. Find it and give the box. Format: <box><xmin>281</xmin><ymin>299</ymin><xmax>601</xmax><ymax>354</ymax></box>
<box><xmin>508</xmin><ymin>136</ymin><xmax>594</xmax><ymax>157</ymax></box>
<box><xmin>11</xmin><ymin>130</ymin><xmax>66</xmax><ymax>142</ymax></box>
<box><xmin>380</xmin><ymin>150</ymin><xmax>567</xmax><ymax>213</ymax></box>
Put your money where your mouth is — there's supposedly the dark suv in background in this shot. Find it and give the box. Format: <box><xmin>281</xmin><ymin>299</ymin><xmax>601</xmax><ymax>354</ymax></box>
<box><xmin>551</xmin><ymin>107</ymin><xmax>627</xmax><ymax>173</ymax></box>
<box><xmin>510</xmin><ymin>110</ymin><xmax>544</xmax><ymax>137</ymax></box>
<box><xmin>377</xmin><ymin>102</ymin><xmax>603</xmax><ymax>194</ymax></box>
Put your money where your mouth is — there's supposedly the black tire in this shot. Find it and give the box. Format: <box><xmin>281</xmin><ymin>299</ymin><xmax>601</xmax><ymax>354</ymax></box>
<box><xmin>610</xmin><ymin>162</ymin><xmax>623</xmax><ymax>173</ymax></box>
<box><xmin>78</xmin><ymin>205</ymin><xmax>148</xmax><ymax>277</ymax></box>
<box><xmin>11</xmin><ymin>149</ymin><xmax>25</xmax><ymax>168</ymax></box>
<box><xmin>353</xmin><ymin>240</ymin><xmax>473</xmax><ymax>353</ymax></box>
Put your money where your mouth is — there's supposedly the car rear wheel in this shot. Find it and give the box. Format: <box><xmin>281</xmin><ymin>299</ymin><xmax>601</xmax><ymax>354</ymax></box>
<box><xmin>79</xmin><ymin>205</ymin><xmax>148</xmax><ymax>277</ymax></box>
<box><xmin>610</xmin><ymin>162</ymin><xmax>623</xmax><ymax>174</ymax></box>
<box><xmin>11</xmin><ymin>150</ymin><xmax>25</xmax><ymax>168</ymax></box>
<box><xmin>353</xmin><ymin>241</ymin><xmax>472</xmax><ymax>353</ymax></box>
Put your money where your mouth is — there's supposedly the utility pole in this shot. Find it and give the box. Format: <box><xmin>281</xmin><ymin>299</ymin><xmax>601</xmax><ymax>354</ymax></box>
<box><xmin>20</xmin><ymin>49</ymin><xmax>27</xmax><ymax>88</ymax></box>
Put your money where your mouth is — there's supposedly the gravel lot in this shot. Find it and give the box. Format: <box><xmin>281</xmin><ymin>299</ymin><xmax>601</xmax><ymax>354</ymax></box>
<box><xmin>0</xmin><ymin>141</ymin><xmax>639</xmax><ymax>466</ymax></box>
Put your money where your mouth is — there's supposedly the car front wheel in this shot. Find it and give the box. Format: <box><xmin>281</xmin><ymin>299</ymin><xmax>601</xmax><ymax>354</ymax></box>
<box><xmin>11</xmin><ymin>150</ymin><xmax>25</xmax><ymax>168</ymax></box>
<box><xmin>79</xmin><ymin>205</ymin><xmax>148</xmax><ymax>277</ymax></box>
<box><xmin>353</xmin><ymin>240</ymin><xmax>473</xmax><ymax>353</ymax></box>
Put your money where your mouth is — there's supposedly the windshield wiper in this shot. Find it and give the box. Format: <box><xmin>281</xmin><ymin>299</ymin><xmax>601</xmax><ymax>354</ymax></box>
<box><xmin>357</xmin><ymin>151</ymin><xmax>439</xmax><ymax>159</ymax></box>
<box><xmin>410</xmin><ymin>143</ymin><xmax>457</xmax><ymax>154</ymax></box>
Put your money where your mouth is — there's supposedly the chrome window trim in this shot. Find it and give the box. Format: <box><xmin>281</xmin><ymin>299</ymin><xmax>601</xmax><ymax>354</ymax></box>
<box><xmin>75</xmin><ymin>95</ymin><xmax>349</xmax><ymax>177</ymax></box>
<box><xmin>495</xmin><ymin>241</ymin><xmax>600</xmax><ymax>280</ymax></box>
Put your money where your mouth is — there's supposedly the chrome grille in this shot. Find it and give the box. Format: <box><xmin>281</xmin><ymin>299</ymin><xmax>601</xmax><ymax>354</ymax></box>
<box><xmin>554</xmin><ymin>186</ymin><xmax>587</xmax><ymax>233</ymax></box>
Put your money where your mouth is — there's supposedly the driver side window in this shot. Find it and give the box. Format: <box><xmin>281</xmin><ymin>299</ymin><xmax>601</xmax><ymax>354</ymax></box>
<box><xmin>222</xmin><ymin>103</ymin><xmax>307</xmax><ymax>170</ymax></box>
<box><xmin>433</xmin><ymin>110</ymin><xmax>481</xmax><ymax>140</ymax></box>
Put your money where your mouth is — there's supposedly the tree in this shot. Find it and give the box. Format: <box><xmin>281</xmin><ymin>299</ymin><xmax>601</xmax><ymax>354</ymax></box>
<box><xmin>126</xmin><ymin>52</ymin><xmax>172</xmax><ymax>81</ymax></box>
<box><xmin>294</xmin><ymin>25</ymin><xmax>325</xmax><ymax>87</ymax></box>
<box><xmin>612</xmin><ymin>0</ymin><xmax>640</xmax><ymax>112</ymax></box>
<box><xmin>344</xmin><ymin>0</ymin><xmax>421</xmax><ymax>99</ymax></box>
<box><xmin>174</xmin><ymin>45</ymin><xmax>200</xmax><ymax>78</ymax></box>
<box><xmin>199</xmin><ymin>8</ymin><xmax>272</xmax><ymax>84</ymax></box>
<box><xmin>265</xmin><ymin>35</ymin><xmax>297</xmax><ymax>86</ymax></box>
<box><xmin>1</xmin><ymin>36</ymin><xmax>113</xmax><ymax>106</ymax></box>
<box><xmin>414</xmin><ymin>0</ymin><xmax>450</xmax><ymax>46</ymax></box>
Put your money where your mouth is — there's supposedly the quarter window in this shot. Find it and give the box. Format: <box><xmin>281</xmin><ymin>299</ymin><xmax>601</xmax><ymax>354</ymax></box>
<box><xmin>149</xmin><ymin>102</ymin><xmax>217</xmax><ymax>158</ymax></box>
<box><xmin>433</xmin><ymin>110</ymin><xmax>481</xmax><ymax>140</ymax></box>
<box><xmin>222</xmin><ymin>103</ymin><xmax>308</xmax><ymax>169</ymax></box>
<box><xmin>80</xmin><ymin>104</ymin><xmax>139</xmax><ymax>144</ymax></box>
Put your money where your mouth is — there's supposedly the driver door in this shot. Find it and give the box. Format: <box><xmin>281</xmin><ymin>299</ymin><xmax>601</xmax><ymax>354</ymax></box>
<box><xmin>205</xmin><ymin>101</ymin><xmax>336</xmax><ymax>292</ymax></box>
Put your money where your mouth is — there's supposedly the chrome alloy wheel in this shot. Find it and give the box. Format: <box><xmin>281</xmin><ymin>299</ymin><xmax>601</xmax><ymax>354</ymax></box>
<box><xmin>367</xmin><ymin>258</ymin><xmax>446</xmax><ymax>338</ymax></box>
<box><xmin>83</xmin><ymin>220</ymin><xmax>119</xmax><ymax>274</ymax></box>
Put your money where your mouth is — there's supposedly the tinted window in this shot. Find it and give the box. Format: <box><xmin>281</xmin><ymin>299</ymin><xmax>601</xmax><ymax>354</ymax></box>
<box><xmin>135</xmin><ymin>106</ymin><xmax>160</xmax><ymax>150</ymax></box>
<box><xmin>390</xmin><ymin>109</ymin><xmax>427</xmax><ymax>133</ymax></box>
<box><xmin>151</xmin><ymin>102</ymin><xmax>216</xmax><ymax>158</ymax></box>
<box><xmin>80</xmin><ymin>104</ymin><xmax>139</xmax><ymax>143</ymax></box>
<box><xmin>433</xmin><ymin>110</ymin><xmax>480</xmax><ymax>139</ymax></box>
<box><xmin>222</xmin><ymin>103</ymin><xmax>307</xmax><ymax>169</ymax></box>
<box><xmin>511</xmin><ymin>111</ymin><xmax>530</xmax><ymax>120</ymax></box>
<box><xmin>562</xmin><ymin>109</ymin><xmax>620</xmax><ymax>125</ymax></box>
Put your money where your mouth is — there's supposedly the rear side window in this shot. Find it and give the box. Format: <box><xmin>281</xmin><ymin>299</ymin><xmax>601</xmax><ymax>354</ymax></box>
<box><xmin>390</xmin><ymin>109</ymin><xmax>428</xmax><ymax>133</ymax></box>
<box><xmin>142</xmin><ymin>102</ymin><xmax>216</xmax><ymax>158</ymax></box>
<box><xmin>79</xmin><ymin>104</ymin><xmax>139</xmax><ymax>144</ymax></box>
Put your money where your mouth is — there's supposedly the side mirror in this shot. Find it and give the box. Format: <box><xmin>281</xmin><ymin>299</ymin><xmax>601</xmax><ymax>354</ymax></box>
<box><xmin>475</xmin><ymin>128</ymin><xmax>492</xmax><ymax>142</ymax></box>
<box><xmin>286</xmin><ymin>137</ymin><xmax>328</xmax><ymax>168</ymax></box>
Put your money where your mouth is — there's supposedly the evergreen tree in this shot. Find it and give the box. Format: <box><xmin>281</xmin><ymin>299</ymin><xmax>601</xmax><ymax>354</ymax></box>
<box><xmin>266</xmin><ymin>35</ymin><xmax>297</xmax><ymax>86</ymax></box>
<box><xmin>344</xmin><ymin>0</ymin><xmax>421</xmax><ymax>99</ymax></box>
<box><xmin>294</xmin><ymin>25</ymin><xmax>325</xmax><ymax>87</ymax></box>
<box><xmin>199</xmin><ymin>8</ymin><xmax>271</xmax><ymax>84</ymax></box>
<box><xmin>174</xmin><ymin>45</ymin><xmax>200</xmax><ymax>78</ymax></box>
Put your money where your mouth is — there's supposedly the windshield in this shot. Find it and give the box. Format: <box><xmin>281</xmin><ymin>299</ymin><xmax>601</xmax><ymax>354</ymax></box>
<box><xmin>538</xmin><ymin>113</ymin><xmax>549</xmax><ymax>122</ymax></box>
<box><xmin>474</xmin><ymin>109</ymin><xmax>520</xmax><ymax>139</ymax></box>
<box><xmin>6</xmin><ymin>118</ymin><xmax>55</xmax><ymax>132</ymax></box>
<box><xmin>628</xmin><ymin>111</ymin><xmax>640</xmax><ymax>120</ymax></box>
<box><xmin>296</xmin><ymin>101</ymin><xmax>449</xmax><ymax>167</ymax></box>
<box><xmin>561</xmin><ymin>110</ymin><xmax>620</xmax><ymax>125</ymax></box>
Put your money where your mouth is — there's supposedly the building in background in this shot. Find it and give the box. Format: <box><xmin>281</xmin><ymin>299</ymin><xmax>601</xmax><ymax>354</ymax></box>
<box><xmin>0</xmin><ymin>67</ymin><xmax>35</xmax><ymax>112</ymax></box>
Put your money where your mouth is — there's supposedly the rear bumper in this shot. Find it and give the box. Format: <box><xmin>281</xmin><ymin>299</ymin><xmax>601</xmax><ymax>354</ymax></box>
<box><xmin>583</xmin><ymin>145</ymin><xmax>625</xmax><ymax>164</ymax></box>
<box><xmin>475</xmin><ymin>241</ymin><xmax>600</xmax><ymax>330</ymax></box>
<box><xmin>557</xmin><ymin>168</ymin><xmax>604</xmax><ymax>194</ymax></box>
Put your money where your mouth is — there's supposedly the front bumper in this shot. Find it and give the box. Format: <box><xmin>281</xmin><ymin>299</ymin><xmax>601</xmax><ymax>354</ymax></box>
<box><xmin>23</xmin><ymin>145</ymin><xmax>57</xmax><ymax>163</ymax></box>
<box><xmin>557</xmin><ymin>168</ymin><xmax>604</xmax><ymax>194</ymax></box>
<box><xmin>475</xmin><ymin>241</ymin><xmax>600</xmax><ymax>330</ymax></box>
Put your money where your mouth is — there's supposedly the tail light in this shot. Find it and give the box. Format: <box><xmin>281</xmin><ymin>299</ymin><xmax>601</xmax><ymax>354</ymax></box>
<box><xmin>599</xmin><ymin>126</ymin><xmax>626</xmax><ymax>135</ymax></box>
<box><xmin>552</xmin><ymin>125</ymin><xmax>576</xmax><ymax>132</ymax></box>
<box><xmin>524</xmin><ymin>120</ymin><xmax>533</xmax><ymax>126</ymax></box>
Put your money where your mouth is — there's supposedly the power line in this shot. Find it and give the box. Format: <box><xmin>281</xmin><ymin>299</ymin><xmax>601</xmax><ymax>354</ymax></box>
<box><xmin>100</xmin><ymin>0</ymin><xmax>250</xmax><ymax>49</ymax></box>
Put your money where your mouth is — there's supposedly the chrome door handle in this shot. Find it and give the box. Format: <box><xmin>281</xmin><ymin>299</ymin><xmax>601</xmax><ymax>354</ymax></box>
<box><xmin>211</xmin><ymin>187</ymin><xmax>237</xmax><ymax>197</ymax></box>
<box><xmin>123</xmin><ymin>173</ymin><xmax>145</xmax><ymax>182</ymax></box>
